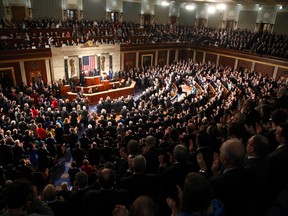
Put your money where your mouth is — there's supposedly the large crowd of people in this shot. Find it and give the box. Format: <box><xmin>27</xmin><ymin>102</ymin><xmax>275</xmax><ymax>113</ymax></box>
<box><xmin>0</xmin><ymin>17</ymin><xmax>288</xmax><ymax>58</ymax></box>
<box><xmin>0</xmin><ymin>58</ymin><xmax>288</xmax><ymax>215</ymax></box>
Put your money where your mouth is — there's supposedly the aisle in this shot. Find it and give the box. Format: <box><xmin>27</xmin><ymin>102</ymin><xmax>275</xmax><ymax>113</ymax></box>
<box><xmin>45</xmin><ymin>145</ymin><xmax>73</xmax><ymax>191</ymax></box>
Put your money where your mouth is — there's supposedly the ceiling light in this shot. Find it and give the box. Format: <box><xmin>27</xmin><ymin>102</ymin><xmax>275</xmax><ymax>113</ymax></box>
<box><xmin>186</xmin><ymin>4</ymin><xmax>195</xmax><ymax>10</ymax></box>
<box><xmin>216</xmin><ymin>4</ymin><xmax>226</xmax><ymax>10</ymax></box>
<box><xmin>208</xmin><ymin>6</ymin><xmax>216</xmax><ymax>14</ymax></box>
<box><xmin>161</xmin><ymin>1</ymin><xmax>169</xmax><ymax>6</ymax></box>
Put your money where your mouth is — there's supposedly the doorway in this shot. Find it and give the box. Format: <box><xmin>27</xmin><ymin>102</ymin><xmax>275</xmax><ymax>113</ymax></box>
<box><xmin>259</xmin><ymin>23</ymin><xmax>271</xmax><ymax>32</ymax></box>
<box><xmin>226</xmin><ymin>20</ymin><xmax>235</xmax><ymax>29</ymax></box>
<box><xmin>11</xmin><ymin>6</ymin><xmax>26</xmax><ymax>23</ymax></box>
<box><xmin>67</xmin><ymin>9</ymin><xmax>77</xmax><ymax>20</ymax></box>
<box><xmin>0</xmin><ymin>67</ymin><xmax>16</xmax><ymax>88</ymax></box>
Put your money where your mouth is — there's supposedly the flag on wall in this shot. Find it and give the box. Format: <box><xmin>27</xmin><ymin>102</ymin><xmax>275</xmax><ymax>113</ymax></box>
<box><xmin>82</xmin><ymin>56</ymin><xmax>96</xmax><ymax>71</ymax></box>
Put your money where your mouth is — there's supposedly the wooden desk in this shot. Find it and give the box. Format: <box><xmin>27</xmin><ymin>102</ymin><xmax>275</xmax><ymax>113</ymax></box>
<box><xmin>85</xmin><ymin>76</ymin><xmax>101</xmax><ymax>86</ymax></box>
<box><xmin>67</xmin><ymin>81</ymin><xmax>136</xmax><ymax>105</ymax></box>
<box><xmin>60</xmin><ymin>85</ymin><xmax>71</xmax><ymax>97</ymax></box>
<box><xmin>75</xmin><ymin>81</ymin><xmax>120</xmax><ymax>93</ymax></box>
<box><xmin>101</xmin><ymin>80</ymin><xmax>110</xmax><ymax>86</ymax></box>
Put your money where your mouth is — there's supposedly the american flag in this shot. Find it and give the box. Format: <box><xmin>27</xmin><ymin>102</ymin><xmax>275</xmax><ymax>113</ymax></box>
<box><xmin>82</xmin><ymin>56</ymin><xmax>96</xmax><ymax>71</ymax></box>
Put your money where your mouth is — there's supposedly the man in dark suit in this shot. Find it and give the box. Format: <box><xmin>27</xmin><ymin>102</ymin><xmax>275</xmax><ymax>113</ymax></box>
<box><xmin>68</xmin><ymin>172</ymin><xmax>90</xmax><ymax>216</ymax></box>
<box><xmin>84</xmin><ymin>168</ymin><xmax>130</xmax><ymax>216</ymax></box>
<box><xmin>244</xmin><ymin>134</ymin><xmax>271</xmax><ymax>216</ymax></box>
<box><xmin>143</xmin><ymin>135</ymin><xmax>161</xmax><ymax>174</ymax></box>
<box><xmin>266</xmin><ymin>122</ymin><xmax>288</xmax><ymax>209</ymax></box>
<box><xmin>209</xmin><ymin>138</ymin><xmax>254</xmax><ymax>216</ymax></box>
<box><xmin>160</xmin><ymin>144</ymin><xmax>193</xmax><ymax>215</ymax></box>
<box><xmin>120</xmin><ymin>155</ymin><xmax>161</xmax><ymax>202</ymax></box>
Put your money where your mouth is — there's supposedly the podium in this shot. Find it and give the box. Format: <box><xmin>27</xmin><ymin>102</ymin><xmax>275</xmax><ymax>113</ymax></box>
<box><xmin>85</xmin><ymin>76</ymin><xmax>101</xmax><ymax>86</ymax></box>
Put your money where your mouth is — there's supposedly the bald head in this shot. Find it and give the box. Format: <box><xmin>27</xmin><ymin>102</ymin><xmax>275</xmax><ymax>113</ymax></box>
<box><xmin>220</xmin><ymin>138</ymin><xmax>245</xmax><ymax>168</ymax></box>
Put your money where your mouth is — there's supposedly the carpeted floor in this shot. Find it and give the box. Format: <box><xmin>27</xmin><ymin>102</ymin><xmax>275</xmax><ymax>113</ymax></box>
<box><xmin>50</xmin><ymin>87</ymin><xmax>145</xmax><ymax>188</ymax></box>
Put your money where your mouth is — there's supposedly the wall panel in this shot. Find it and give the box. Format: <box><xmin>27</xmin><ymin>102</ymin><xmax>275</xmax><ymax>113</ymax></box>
<box><xmin>206</xmin><ymin>53</ymin><xmax>217</xmax><ymax>64</ymax></box>
<box><xmin>169</xmin><ymin>50</ymin><xmax>175</xmax><ymax>64</ymax></box>
<box><xmin>139</xmin><ymin>51</ymin><xmax>155</xmax><ymax>68</ymax></box>
<box><xmin>123</xmin><ymin>52</ymin><xmax>136</xmax><ymax>70</ymax></box>
<box><xmin>31</xmin><ymin>0</ymin><xmax>61</xmax><ymax>19</ymax></box>
<box><xmin>0</xmin><ymin>0</ymin><xmax>4</xmax><ymax>22</ymax></box>
<box><xmin>208</xmin><ymin>13</ymin><xmax>223</xmax><ymax>28</ymax></box>
<box><xmin>273</xmin><ymin>12</ymin><xmax>288</xmax><ymax>34</ymax></box>
<box><xmin>24</xmin><ymin>60</ymin><xmax>47</xmax><ymax>84</ymax></box>
<box><xmin>238</xmin><ymin>59</ymin><xmax>252</xmax><ymax>72</ymax></box>
<box><xmin>277</xmin><ymin>67</ymin><xmax>288</xmax><ymax>80</ymax></box>
<box><xmin>154</xmin><ymin>5</ymin><xmax>169</xmax><ymax>24</ymax></box>
<box><xmin>123</xmin><ymin>2</ymin><xmax>141</xmax><ymax>23</ymax></box>
<box><xmin>195</xmin><ymin>51</ymin><xmax>203</xmax><ymax>63</ymax></box>
<box><xmin>179</xmin><ymin>7</ymin><xmax>196</xmax><ymax>25</ymax></box>
<box><xmin>0</xmin><ymin>62</ymin><xmax>22</xmax><ymax>87</ymax></box>
<box><xmin>219</xmin><ymin>56</ymin><xmax>235</xmax><ymax>68</ymax></box>
<box><xmin>158</xmin><ymin>50</ymin><xmax>167</xmax><ymax>67</ymax></box>
<box><xmin>237</xmin><ymin>10</ymin><xmax>257</xmax><ymax>30</ymax></box>
<box><xmin>83</xmin><ymin>0</ymin><xmax>106</xmax><ymax>20</ymax></box>
<box><xmin>254</xmin><ymin>63</ymin><xmax>274</xmax><ymax>77</ymax></box>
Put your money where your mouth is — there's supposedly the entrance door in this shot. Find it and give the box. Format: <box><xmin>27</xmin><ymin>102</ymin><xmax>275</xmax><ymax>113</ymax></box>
<box><xmin>111</xmin><ymin>11</ymin><xmax>119</xmax><ymax>23</ymax></box>
<box><xmin>259</xmin><ymin>23</ymin><xmax>270</xmax><ymax>32</ymax></box>
<box><xmin>143</xmin><ymin>14</ymin><xmax>152</xmax><ymax>27</ymax></box>
<box><xmin>11</xmin><ymin>6</ymin><xmax>26</xmax><ymax>23</ymax></box>
<box><xmin>67</xmin><ymin>9</ymin><xmax>77</xmax><ymax>20</ymax></box>
<box><xmin>0</xmin><ymin>68</ymin><xmax>16</xmax><ymax>88</ymax></box>
<box><xmin>197</xmin><ymin>18</ymin><xmax>207</xmax><ymax>27</ymax></box>
<box><xmin>170</xmin><ymin>16</ymin><xmax>177</xmax><ymax>25</ymax></box>
<box><xmin>226</xmin><ymin>20</ymin><xmax>235</xmax><ymax>29</ymax></box>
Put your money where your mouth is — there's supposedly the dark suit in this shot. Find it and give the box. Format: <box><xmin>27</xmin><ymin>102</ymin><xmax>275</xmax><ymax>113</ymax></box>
<box><xmin>120</xmin><ymin>173</ymin><xmax>161</xmax><ymax>202</ymax></box>
<box><xmin>162</xmin><ymin>162</ymin><xmax>193</xmax><ymax>197</ymax></box>
<box><xmin>68</xmin><ymin>187</ymin><xmax>90</xmax><ymax>216</ymax></box>
<box><xmin>84</xmin><ymin>188</ymin><xmax>130</xmax><ymax>216</ymax></box>
<box><xmin>244</xmin><ymin>157</ymin><xmax>271</xmax><ymax>216</ymax></box>
<box><xmin>144</xmin><ymin>147</ymin><xmax>161</xmax><ymax>174</ymax></box>
<box><xmin>210</xmin><ymin>166</ymin><xmax>253</xmax><ymax>216</ymax></box>
<box><xmin>267</xmin><ymin>145</ymin><xmax>288</xmax><ymax>204</ymax></box>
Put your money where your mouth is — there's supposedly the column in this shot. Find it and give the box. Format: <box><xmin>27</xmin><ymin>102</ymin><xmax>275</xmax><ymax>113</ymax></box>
<box><xmin>202</xmin><ymin>52</ymin><xmax>206</xmax><ymax>63</ymax></box>
<box><xmin>175</xmin><ymin>49</ymin><xmax>179</xmax><ymax>62</ymax></box>
<box><xmin>136</xmin><ymin>52</ymin><xmax>139</xmax><ymax>68</ymax></box>
<box><xmin>251</xmin><ymin>62</ymin><xmax>255</xmax><ymax>71</ymax></box>
<box><xmin>64</xmin><ymin>56</ymin><xmax>68</xmax><ymax>79</ymax></box>
<box><xmin>78</xmin><ymin>56</ymin><xmax>83</xmax><ymax>75</ymax></box>
<box><xmin>109</xmin><ymin>54</ymin><xmax>113</xmax><ymax>70</ymax></box>
<box><xmin>216</xmin><ymin>55</ymin><xmax>220</xmax><ymax>66</ymax></box>
<box><xmin>45</xmin><ymin>59</ymin><xmax>51</xmax><ymax>84</ymax></box>
<box><xmin>167</xmin><ymin>50</ymin><xmax>170</xmax><ymax>65</ymax></box>
<box><xmin>155</xmin><ymin>50</ymin><xmax>158</xmax><ymax>66</ymax></box>
<box><xmin>272</xmin><ymin>66</ymin><xmax>278</xmax><ymax>80</ymax></box>
<box><xmin>97</xmin><ymin>55</ymin><xmax>101</xmax><ymax>71</ymax></box>
<box><xmin>193</xmin><ymin>50</ymin><xmax>196</xmax><ymax>62</ymax></box>
<box><xmin>19</xmin><ymin>61</ymin><xmax>27</xmax><ymax>85</ymax></box>
<box><xmin>234</xmin><ymin>59</ymin><xmax>238</xmax><ymax>71</ymax></box>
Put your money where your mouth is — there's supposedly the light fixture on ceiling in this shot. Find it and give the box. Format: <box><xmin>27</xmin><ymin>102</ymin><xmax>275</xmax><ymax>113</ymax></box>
<box><xmin>216</xmin><ymin>3</ymin><xmax>226</xmax><ymax>11</ymax></box>
<box><xmin>258</xmin><ymin>4</ymin><xmax>262</xmax><ymax>10</ymax></box>
<box><xmin>279</xmin><ymin>5</ymin><xmax>283</xmax><ymax>9</ymax></box>
<box><xmin>208</xmin><ymin>6</ymin><xmax>216</xmax><ymax>14</ymax></box>
<box><xmin>186</xmin><ymin>4</ymin><xmax>195</xmax><ymax>10</ymax></box>
<box><xmin>161</xmin><ymin>1</ymin><xmax>169</xmax><ymax>6</ymax></box>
